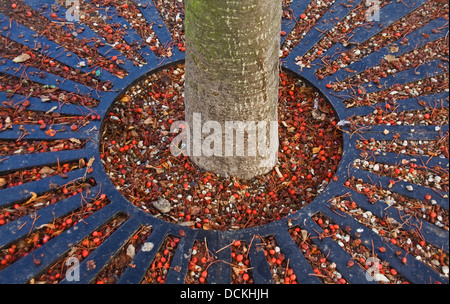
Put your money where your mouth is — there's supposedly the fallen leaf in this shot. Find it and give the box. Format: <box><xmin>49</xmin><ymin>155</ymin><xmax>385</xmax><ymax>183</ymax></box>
<box><xmin>232</xmin><ymin>267</ymin><xmax>242</xmax><ymax>276</ymax></box>
<box><xmin>0</xmin><ymin>177</ymin><xmax>6</xmax><ymax>187</ymax></box>
<box><xmin>143</xmin><ymin>117</ymin><xmax>153</xmax><ymax>125</ymax></box>
<box><xmin>37</xmin><ymin>223</ymin><xmax>57</xmax><ymax>230</ymax></box>
<box><xmin>178</xmin><ymin>221</ymin><xmax>195</xmax><ymax>227</ymax></box>
<box><xmin>126</xmin><ymin>244</ymin><xmax>136</xmax><ymax>259</ymax></box>
<box><xmin>86</xmin><ymin>156</ymin><xmax>95</xmax><ymax>168</ymax></box>
<box><xmin>173</xmin><ymin>265</ymin><xmax>181</xmax><ymax>272</ymax></box>
<box><xmin>69</xmin><ymin>138</ymin><xmax>81</xmax><ymax>145</ymax></box>
<box><xmin>301</xmin><ymin>230</ymin><xmax>308</xmax><ymax>241</ymax></box>
<box><xmin>120</xmin><ymin>95</ymin><xmax>131</xmax><ymax>103</ymax></box>
<box><xmin>319</xmin><ymin>104</ymin><xmax>330</xmax><ymax>113</ymax></box>
<box><xmin>360</xmin><ymin>151</ymin><xmax>369</xmax><ymax>158</ymax></box>
<box><xmin>389</xmin><ymin>44</ymin><xmax>399</xmax><ymax>53</ymax></box>
<box><xmin>52</xmin><ymin>143</ymin><xmax>65</xmax><ymax>150</ymax></box>
<box><xmin>312</xmin><ymin>147</ymin><xmax>321</xmax><ymax>154</ymax></box>
<box><xmin>141</xmin><ymin>242</ymin><xmax>154</xmax><ymax>252</ymax></box>
<box><xmin>23</xmin><ymin>192</ymin><xmax>38</xmax><ymax>206</ymax></box>
<box><xmin>312</xmin><ymin>109</ymin><xmax>326</xmax><ymax>120</ymax></box>
<box><xmin>86</xmin><ymin>260</ymin><xmax>96</xmax><ymax>271</ymax></box>
<box><xmin>45</xmin><ymin>106</ymin><xmax>58</xmax><ymax>114</ymax></box>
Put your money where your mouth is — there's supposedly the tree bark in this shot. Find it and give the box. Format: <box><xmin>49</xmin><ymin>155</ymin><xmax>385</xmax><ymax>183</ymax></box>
<box><xmin>184</xmin><ymin>0</ymin><xmax>281</xmax><ymax>179</ymax></box>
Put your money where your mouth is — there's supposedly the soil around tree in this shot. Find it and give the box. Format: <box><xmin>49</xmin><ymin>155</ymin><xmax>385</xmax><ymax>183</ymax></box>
<box><xmin>100</xmin><ymin>63</ymin><xmax>343</xmax><ymax>230</ymax></box>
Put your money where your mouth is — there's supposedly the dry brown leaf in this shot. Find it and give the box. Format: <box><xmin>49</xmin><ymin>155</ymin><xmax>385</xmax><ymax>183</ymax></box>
<box><xmin>37</xmin><ymin>223</ymin><xmax>57</xmax><ymax>230</ymax></box>
<box><xmin>202</xmin><ymin>224</ymin><xmax>213</xmax><ymax>230</ymax></box>
<box><xmin>13</xmin><ymin>53</ymin><xmax>31</xmax><ymax>63</ymax></box>
<box><xmin>23</xmin><ymin>192</ymin><xmax>38</xmax><ymax>206</ymax></box>
<box><xmin>301</xmin><ymin>230</ymin><xmax>308</xmax><ymax>241</ymax></box>
<box><xmin>120</xmin><ymin>95</ymin><xmax>131</xmax><ymax>103</ymax></box>
<box><xmin>384</xmin><ymin>54</ymin><xmax>397</xmax><ymax>62</ymax></box>
<box><xmin>69</xmin><ymin>138</ymin><xmax>81</xmax><ymax>145</ymax></box>
<box><xmin>87</xmin><ymin>156</ymin><xmax>95</xmax><ymax>168</ymax></box>
<box><xmin>39</xmin><ymin>166</ymin><xmax>55</xmax><ymax>175</ymax></box>
<box><xmin>143</xmin><ymin>117</ymin><xmax>153</xmax><ymax>125</ymax></box>
<box><xmin>389</xmin><ymin>44</ymin><xmax>399</xmax><ymax>53</ymax></box>
<box><xmin>45</xmin><ymin>128</ymin><xmax>57</xmax><ymax>137</ymax></box>
<box><xmin>232</xmin><ymin>267</ymin><xmax>241</xmax><ymax>276</ymax></box>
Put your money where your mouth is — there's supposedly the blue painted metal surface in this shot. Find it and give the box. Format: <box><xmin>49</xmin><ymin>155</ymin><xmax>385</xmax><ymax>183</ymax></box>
<box><xmin>0</xmin><ymin>0</ymin><xmax>448</xmax><ymax>284</ymax></box>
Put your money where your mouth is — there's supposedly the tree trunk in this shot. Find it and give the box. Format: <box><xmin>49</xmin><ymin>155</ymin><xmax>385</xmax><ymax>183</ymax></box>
<box><xmin>184</xmin><ymin>0</ymin><xmax>281</xmax><ymax>180</ymax></box>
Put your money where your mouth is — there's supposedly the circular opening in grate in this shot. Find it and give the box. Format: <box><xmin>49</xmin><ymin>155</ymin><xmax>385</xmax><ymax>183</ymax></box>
<box><xmin>100</xmin><ymin>62</ymin><xmax>343</xmax><ymax>230</ymax></box>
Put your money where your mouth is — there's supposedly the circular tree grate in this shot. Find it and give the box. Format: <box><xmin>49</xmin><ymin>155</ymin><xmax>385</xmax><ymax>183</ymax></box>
<box><xmin>0</xmin><ymin>0</ymin><xmax>448</xmax><ymax>284</ymax></box>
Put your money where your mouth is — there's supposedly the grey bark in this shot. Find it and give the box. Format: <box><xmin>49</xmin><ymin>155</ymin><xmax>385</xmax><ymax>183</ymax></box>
<box><xmin>184</xmin><ymin>0</ymin><xmax>281</xmax><ymax>179</ymax></box>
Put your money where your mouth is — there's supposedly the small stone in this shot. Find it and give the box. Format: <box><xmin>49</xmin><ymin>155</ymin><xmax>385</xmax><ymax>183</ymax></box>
<box><xmin>406</xmin><ymin>185</ymin><xmax>414</xmax><ymax>191</ymax></box>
